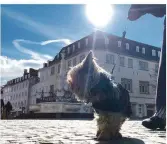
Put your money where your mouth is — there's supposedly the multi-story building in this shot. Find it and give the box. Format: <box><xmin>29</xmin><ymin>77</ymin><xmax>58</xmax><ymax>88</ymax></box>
<box><xmin>2</xmin><ymin>31</ymin><xmax>160</xmax><ymax>118</ymax></box>
<box><xmin>1</xmin><ymin>68</ymin><xmax>39</xmax><ymax>115</ymax></box>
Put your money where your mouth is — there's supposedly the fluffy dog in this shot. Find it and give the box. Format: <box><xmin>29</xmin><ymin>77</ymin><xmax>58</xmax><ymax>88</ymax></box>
<box><xmin>67</xmin><ymin>51</ymin><xmax>132</xmax><ymax>141</ymax></box>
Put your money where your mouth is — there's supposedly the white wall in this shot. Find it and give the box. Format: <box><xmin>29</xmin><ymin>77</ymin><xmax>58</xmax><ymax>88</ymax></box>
<box><xmin>2</xmin><ymin>80</ymin><xmax>29</xmax><ymax>112</ymax></box>
<box><xmin>29</xmin><ymin>48</ymin><xmax>158</xmax><ymax>117</ymax></box>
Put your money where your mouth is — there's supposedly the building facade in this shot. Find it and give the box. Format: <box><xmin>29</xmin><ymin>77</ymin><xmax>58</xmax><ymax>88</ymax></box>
<box><xmin>1</xmin><ymin>31</ymin><xmax>160</xmax><ymax>118</ymax></box>
<box><xmin>1</xmin><ymin>68</ymin><xmax>39</xmax><ymax>115</ymax></box>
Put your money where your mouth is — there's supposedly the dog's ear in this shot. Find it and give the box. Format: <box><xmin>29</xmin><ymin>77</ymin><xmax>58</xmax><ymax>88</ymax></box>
<box><xmin>83</xmin><ymin>51</ymin><xmax>94</xmax><ymax>67</ymax></box>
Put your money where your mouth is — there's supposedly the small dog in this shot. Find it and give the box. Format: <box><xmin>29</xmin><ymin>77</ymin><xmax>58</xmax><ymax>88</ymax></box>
<box><xmin>67</xmin><ymin>51</ymin><xmax>132</xmax><ymax>141</ymax></box>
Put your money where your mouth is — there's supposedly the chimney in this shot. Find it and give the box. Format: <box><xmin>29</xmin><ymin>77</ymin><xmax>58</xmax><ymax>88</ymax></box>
<box><xmin>43</xmin><ymin>63</ymin><xmax>47</xmax><ymax>68</ymax></box>
<box><xmin>47</xmin><ymin>60</ymin><xmax>50</xmax><ymax>66</ymax></box>
<box><xmin>24</xmin><ymin>69</ymin><xmax>28</xmax><ymax>75</ymax></box>
<box><xmin>29</xmin><ymin>68</ymin><xmax>38</xmax><ymax>76</ymax></box>
<box><xmin>122</xmin><ymin>31</ymin><xmax>126</xmax><ymax>39</ymax></box>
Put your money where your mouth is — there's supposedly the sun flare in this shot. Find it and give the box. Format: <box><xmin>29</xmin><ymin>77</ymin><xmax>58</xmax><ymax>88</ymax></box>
<box><xmin>85</xmin><ymin>4</ymin><xmax>114</xmax><ymax>28</ymax></box>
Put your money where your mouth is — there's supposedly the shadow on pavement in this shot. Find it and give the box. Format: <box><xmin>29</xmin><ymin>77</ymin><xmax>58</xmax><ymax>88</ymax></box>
<box><xmin>94</xmin><ymin>137</ymin><xmax>145</xmax><ymax>144</ymax></box>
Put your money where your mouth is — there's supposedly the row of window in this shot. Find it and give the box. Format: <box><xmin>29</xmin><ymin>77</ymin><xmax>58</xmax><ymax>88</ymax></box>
<box><xmin>118</xmin><ymin>41</ymin><xmax>160</xmax><ymax>57</ymax></box>
<box><xmin>65</xmin><ymin>36</ymin><xmax>160</xmax><ymax>58</ymax></box>
<box><xmin>4</xmin><ymin>91</ymin><xmax>28</xmax><ymax>101</ymax></box>
<box><xmin>49</xmin><ymin>53</ymin><xmax>158</xmax><ymax>78</ymax></box>
<box><xmin>121</xmin><ymin>78</ymin><xmax>150</xmax><ymax>94</ymax></box>
<box><xmin>106</xmin><ymin>54</ymin><xmax>158</xmax><ymax>72</ymax></box>
<box><xmin>50</xmin><ymin>54</ymin><xmax>86</xmax><ymax>76</ymax></box>
<box><xmin>4</xmin><ymin>81</ymin><xmax>28</xmax><ymax>93</ymax></box>
<box><xmin>12</xmin><ymin>100</ymin><xmax>27</xmax><ymax>108</ymax></box>
<box><xmin>67</xmin><ymin>54</ymin><xmax>85</xmax><ymax>68</ymax></box>
<box><xmin>36</xmin><ymin>79</ymin><xmax>150</xmax><ymax>95</ymax></box>
<box><xmin>7</xmin><ymin>74</ymin><xmax>31</xmax><ymax>85</ymax></box>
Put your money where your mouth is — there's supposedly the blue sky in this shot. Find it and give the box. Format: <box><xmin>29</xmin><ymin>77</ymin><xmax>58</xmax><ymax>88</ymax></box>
<box><xmin>1</xmin><ymin>4</ymin><xmax>164</xmax><ymax>85</ymax></box>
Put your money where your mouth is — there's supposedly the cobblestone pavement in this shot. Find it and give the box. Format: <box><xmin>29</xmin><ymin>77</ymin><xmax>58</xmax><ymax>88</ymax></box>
<box><xmin>0</xmin><ymin>120</ymin><xmax>166</xmax><ymax>144</ymax></box>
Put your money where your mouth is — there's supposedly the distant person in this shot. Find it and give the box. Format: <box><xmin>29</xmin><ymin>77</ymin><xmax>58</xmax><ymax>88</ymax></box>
<box><xmin>128</xmin><ymin>4</ymin><xmax>166</xmax><ymax>130</ymax></box>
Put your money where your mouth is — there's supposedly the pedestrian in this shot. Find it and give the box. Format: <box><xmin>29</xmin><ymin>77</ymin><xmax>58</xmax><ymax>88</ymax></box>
<box><xmin>128</xmin><ymin>4</ymin><xmax>166</xmax><ymax>130</ymax></box>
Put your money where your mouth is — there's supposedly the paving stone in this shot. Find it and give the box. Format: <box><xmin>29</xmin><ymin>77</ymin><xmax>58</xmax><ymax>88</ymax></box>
<box><xmin>0</xmin><ymin>120</ymin><xmax>166</xmax><ymax>144</ymax></box>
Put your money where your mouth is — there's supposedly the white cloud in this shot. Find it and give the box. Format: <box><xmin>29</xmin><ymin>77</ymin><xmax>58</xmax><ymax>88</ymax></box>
<box><xmin>0</xmin><ymin>56</ymin><xmax>42</xmax><ymax>79</ymax></box>
<box><xmin>1</xmin><ymin>8</ymin><xmax>73</xmax><ymax>86</ymax></box>
<box><xmin>13</xmin><ymin>39</ymin><xmax>53</xmax><ymax>62</ymax></box>
<box><xmin>1</xmin><ymin>37</ymin><xmax>73</xmax><ymax>86</ymax></box>
<box><xmin>41</xmin><ymin>39</ymin><xmax>72</xmax><ymax>46</ymax></box>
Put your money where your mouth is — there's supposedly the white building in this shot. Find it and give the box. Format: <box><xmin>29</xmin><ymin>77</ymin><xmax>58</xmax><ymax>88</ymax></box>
<box><xmin>1</xmin><ymin>68</ymin><xmax>39</xmax><ymax>115</ymax></box>
<box><xmin>2</xmin><ymin>31</ymin><xmax>160</xmax><ymax>118</ymax></box>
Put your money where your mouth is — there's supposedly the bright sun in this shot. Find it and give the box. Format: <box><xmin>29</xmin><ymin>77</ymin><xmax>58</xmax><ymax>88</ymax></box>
<box><xmin>85</xmin><ymin>4</ymin><xmax>114</xmax><ymax>28</ymax></box>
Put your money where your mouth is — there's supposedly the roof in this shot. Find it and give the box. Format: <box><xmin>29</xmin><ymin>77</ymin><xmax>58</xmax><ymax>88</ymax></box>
<box><xmin>51</xmin><ymin>30</ymin><xmax>160</xmax><ymax>64</ymax></box>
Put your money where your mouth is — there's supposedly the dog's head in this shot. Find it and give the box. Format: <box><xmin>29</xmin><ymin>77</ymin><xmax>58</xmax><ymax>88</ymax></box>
<box><xmin>67</xmin><ymin>51</ymin><xmax>103</xmax><ymax>102</ymax></box>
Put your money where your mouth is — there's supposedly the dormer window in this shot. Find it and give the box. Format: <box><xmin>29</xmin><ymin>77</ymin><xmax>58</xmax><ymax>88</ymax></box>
<box><xmin>126</xmin><ymin>43</ymin><xmax>129</xmax><ymax>50</ymax></box>
<box><xmin>78</xmin><ymin>42</ymin><xmax>80</xmax><ymax>48</ymax></box>
<box><xmin>136</xmin><ymin>46</ymin><xmax>139</xmax><ymax>52</ymax></box>
<box><xmin>142</xmin><ymin>47</ymin><xmax>145</xmax><ymax>54</ymax></box>
<box><xmin>85</xmin><ymin>38</ymin><xmax>88</xmax><ymax>46</ymax></box>
<box><xmin>68</xmin><ymin>47</ymin><xmax>70</xmax><ymax>54</ymax></box>
<box><xmin>158</xmin><ymin>51</ymin><xmax>161</xmax><ymax>57</ymax></box>
<box><xmin>118</xmin><ymin>41</ymin><xmax>121</xmax><ymax>47</ymax></box>
<box><xmin>152</xmin><ymin>50</ymin><xmax>156</xmax><ymax>56</ymax></box>
<box><xmin>73</xmin><ymin>45</ymin><xmax>75</xmax><ymax>52</ymax></box>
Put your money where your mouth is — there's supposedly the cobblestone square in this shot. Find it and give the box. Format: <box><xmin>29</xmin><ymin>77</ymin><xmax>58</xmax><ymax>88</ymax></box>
<box><xmin>0</xmin><ymin>120</ymin><xmax>166</xmax><ymax>144</ymax></box>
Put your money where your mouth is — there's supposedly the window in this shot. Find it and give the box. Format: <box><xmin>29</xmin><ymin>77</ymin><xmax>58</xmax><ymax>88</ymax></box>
<box><xmin>50</xmin><ymin>66</ymin><xmax>55</xmax><ymax>75</ymax></box>
<box><xmin>158</xmin><ymin>51</ymin><xmax>161</xmax><ymax>57</ymax></box>
<box><xmin>121</xmin><ymin>78</ymin><xmax>133</xmax><ymax>92</ymax></box>
<box><xmin>50</xmin><ymin>85</ymin><xmax>54</xmax><ymax>93</ymax></box>
<box><xmin>85</xmin><ymin>38</ymin><xmax>88</xmax><ymax>46</ymax></box>
<box><xmin>78</xmin><ymin>42</ymin><xmax>80</xmax><ymax>48</ymax></box>
<box><xmin>126</xmin><ymin>43</ymin><xmax>129</xmax><ymax>50</ymax></box>
<box><xmin>120</xmin><ymin>56</ymin><xmax>125</xmax><ymax>67</ymax></box>
<box><xmin>68</xmin><ymin>47</ymin><xmax>70</xmax><ymax>54</ymax></box>
<box><xmin>80</xmin><ymin>54</ymin><xmax>85</xmax><ymax>62</ymax></box>
<box><xmin>58</xmin><ymin>64</ymin><xmax>61</xmax><ymax>73</ymax></box>
<box><xmin>118</xmin><ymin>41</ymin><xmax>121</xmax><ymax>47</ymax></box>
<box><xmin>25</xmin><ymin>91</ymin><xmax>27</xmax><ymax>96</ymax></box>
<box><xmin>142</xmin><ymin>47</ymin><xmax>145</xmax><ymax>54</ymax></box>
<box><xmin>26</xmin><ymin>81</ymin><xmax>28</xmax><ymax>86</ymax></box>
<box><xmin>139</xmin><ymin>61</ymin><xmax>148</xmax><ymax>71</ymax></box>
<box><xmin>68</xmin><ymin>60</ymin><xmax>72</xmax><ymax>68</ymax></box>
<box><xmin>22</xmin><ymin>92</ymin><xmax>24</xmax><ymax>97</ymax></box>
<box><xmin>139</xmin><ymin>81</ymin><xmax>149</xmax><ymax>94</ymax></box>
<box><xmin>138</xmin><ymin>104</ymin><xmax>142</xmax><ymax>114</ymax></box>
<box><xmin>105</xmin><ymin>37</ymin><xmax>109</xmax><ymax>45</ymax></box>
<box><xmin>73</xmin><ymin>45</ymin><xmax>75</xmax><ymax>52</ymax></box>
<box><xmin>152</xmin><ymin>50</ymin><xmax>156</xmax><ymax>56</ymax></box>
<box><xmin>136</xmin><ymin>46</ymin><xmax>139</xmax><ymax>52</ymax></box>
<box><xmin>106</xmin><ymin>54</ymin><xmax>114</xmax><ymax>64</ymax></box>
<box><xmin>73</xmin><ymin>58</ymin><xmax>77</xmax><ymax>66</ymax></box>
<box><xmin>155</xmin><ymin>64</ymin><xmax>159</xmax><ymax>73</ymax></box>
<box><xmin>128</xmin><ymin>58</ymin><xmax>133</xmax><ymax>68</ymax></box>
